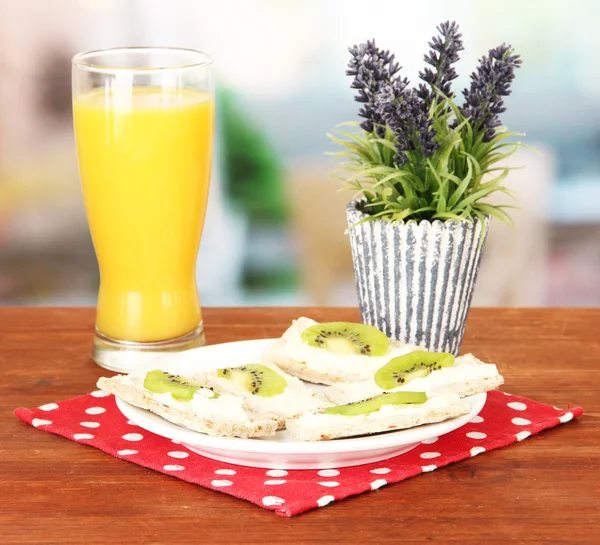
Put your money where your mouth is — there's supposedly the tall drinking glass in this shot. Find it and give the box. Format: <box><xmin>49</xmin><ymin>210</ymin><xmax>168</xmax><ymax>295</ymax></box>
<box><xmin>72</xmin><ymin>47</ymin><xmax>214</xmax><ymax>372</ymax></box>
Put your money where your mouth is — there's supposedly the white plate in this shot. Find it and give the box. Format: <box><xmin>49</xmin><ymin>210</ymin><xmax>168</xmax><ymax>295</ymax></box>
<box><xmin>115</xmin><ymin>339</ymin><xmax>487</xmax><ymax>469</ymax></box>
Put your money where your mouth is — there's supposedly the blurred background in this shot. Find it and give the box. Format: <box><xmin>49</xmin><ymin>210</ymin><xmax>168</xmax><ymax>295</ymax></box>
<box><xmin>1</xmin><ymin>0</ymin><xmax>599</xmax><ymax>308</ymax></box>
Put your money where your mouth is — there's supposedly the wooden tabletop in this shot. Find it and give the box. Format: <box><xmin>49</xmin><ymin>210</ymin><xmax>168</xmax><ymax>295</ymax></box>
<box><xmin>0</xmin><ymin>307</ymin><xmax>597</xmax><ymax>544</ymax></box>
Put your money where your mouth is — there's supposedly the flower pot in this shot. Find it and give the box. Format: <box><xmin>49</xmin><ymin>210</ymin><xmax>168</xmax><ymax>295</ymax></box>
<box><xmin>346</xmin><ymin>200</ymin><xmax>489</xmax><ymax>355</ymax></box>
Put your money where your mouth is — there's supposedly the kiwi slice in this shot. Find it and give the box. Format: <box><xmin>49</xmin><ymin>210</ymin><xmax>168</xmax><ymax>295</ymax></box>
<box><xmin>374</xmin><ymin>351</ymin><xmax>455</xmax><ymax>389</ymax></box>
<box><xmin>324</xmin><ymin>391</ymin><xmax>427</xmax><ymax>416</ymax></box>
<box><xmin>217</xmin><ymin>364</ymin><xmax>287</xmax><ymax>397</ymax></box>
<box><xmin>300</xmin><ymin>322</ymin><xmax>389</xmax><ymax>357</ymax></box>
<box><xmin>143</xmin><ymin>370</ymin><xmax>215</xmax><ymax>402</ymax></box>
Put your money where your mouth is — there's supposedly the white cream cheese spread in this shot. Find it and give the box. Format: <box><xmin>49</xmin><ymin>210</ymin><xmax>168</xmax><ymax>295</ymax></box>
<box><xmin>115</xmin><ymin>372</ymin><xmax>252</xmax><ymax>423</ymax></box>
<box><xmin>325</xmin><ymin>352</ymin><xmax>501</xmax><ymax>403</ymax></box>
<box><xmin>195</xmin><ymin>362</ymin><xmax>328</xmax><ymax>419</ymax></box>
<box><xmin>293</xmin><ymin>392</ymin><xmax>466</xmax><ymax>427</ymax></box>
<box><xmin>276</xmin><ymin>317</ymin><xmax>422</xmax><ymax>381</ymax></box>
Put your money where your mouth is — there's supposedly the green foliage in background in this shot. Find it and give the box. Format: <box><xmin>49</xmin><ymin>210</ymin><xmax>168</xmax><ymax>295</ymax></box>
<box><xmin>218</xmin><ymin>88</ymin><xmax>288</xmax><ymax>225</ymax></box>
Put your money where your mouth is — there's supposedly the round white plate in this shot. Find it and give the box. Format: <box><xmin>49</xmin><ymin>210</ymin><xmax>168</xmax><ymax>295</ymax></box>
<box><xmin>115</xmin><ymin>339</ymin><xmax>487</xmax><ymax>469</ymax></box>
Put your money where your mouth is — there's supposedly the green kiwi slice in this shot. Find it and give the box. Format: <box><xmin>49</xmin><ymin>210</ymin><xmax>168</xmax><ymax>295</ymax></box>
<box><xmin>300</xmin><ymin>322</ymin><xmax>389</xmax><ymax>356</ymax></box>
<box><xmin>217</xmin><ymin>364</ymin><xmax>287</xmax><ymax>397</ymax></box>
<box><xmin>323</xmin><ymin>391</ymin><xmax>428</xmax><ymax>416</ymax></box>
<box><xmin>143</xmin><ymin>370</ymin><xmax>216</xmax><ymax>402</ymax></box>
<box><xmin>374</xmin><ymin>351</ymin><xmax>455</xmax><ymax>389</ymax></box>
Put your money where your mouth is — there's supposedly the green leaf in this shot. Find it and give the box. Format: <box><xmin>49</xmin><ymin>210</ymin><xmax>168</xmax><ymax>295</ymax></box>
<box><xmin>371</xmin><ymin>136</ymin><xmax>398</xmax><ymax>153</ymax></box>
<box><xmin>476</xmin><ymin>202</ymin><xmax>516</xmax><ymax>226</ymax></box>
<box><xmin>432</xmin><ymin>211</ymin><xmax>468</xmax><ymax>221</ymax></box>
<box><xmin>470</xmin><ymin>209</ymin><xmax>488</xmax><ymax>248</ymax></box>
<box><xmin>342</xmin><ymin>165</ymin><xmax>395</xmax><ymax>184</ymax></box>
<box><xmin>459</xmin><ymin>151</ymin><xmax>482</xmax><ymax>181</ymax></box>
<box><xmin>427</xmin><ymin>160</ymin><xmax>448</xmax><ymax>214</ymax></box>
<box><xmin>334</xmin><ymin>121</ymin><xmax>361</xmax><ymax>128</ymax></box>
<box><xmin>448</xmin><ymin>155</ymin><xmax>474</xmax><ymax>209</ymax></box>
<box><xmin>454</xmin><ymin>184</ymin><xmax>505</xmax><ymax>211</ymax></box>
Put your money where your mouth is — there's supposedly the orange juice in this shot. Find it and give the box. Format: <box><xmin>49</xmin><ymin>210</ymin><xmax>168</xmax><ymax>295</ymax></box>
<box><xmin>73</xmin><ymin>88</ymin><xmax>214</xmax><ymax>342</ymax></box>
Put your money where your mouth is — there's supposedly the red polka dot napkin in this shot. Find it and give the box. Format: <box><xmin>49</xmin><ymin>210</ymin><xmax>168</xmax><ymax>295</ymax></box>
<box><xmin>14</xmin><ymin>390</ymin><xmax>582</xmax><ymax>517</ymax></box>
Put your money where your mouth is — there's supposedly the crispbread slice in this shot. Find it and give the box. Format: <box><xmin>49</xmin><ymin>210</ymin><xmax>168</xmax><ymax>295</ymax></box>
<box><xmin>442</xmin><ymin>374</ymin><xmax>504</xmax><ymax>398</ymax></box>
<box><xmin>261</xmin><ymin>337</ymin><xmax>414</xmax><ymax>386</ymax></box>
<box><xmin>285</xmin><ymin>396</ymin><xmax>471</xmax><ymax>441</ymax></box>
<box><xmin>324</xmin><ymin>374</ymin><xmax>504</xmax><ymax>405</ymax></box>
<box><xmin>261</xmin><ymin>339</ymin><xmax>339</xmax><ymax>385</ymax></box>
<box><xmin>97</xmin><ymin>376</ymin><xmax>278</xmax><ymax>439</ymax></box>
<box><xmin>194</xmin><ymin>364</ymin><xmax>331</xmax><ymax>431</ymax></box>
<box><xmin>195</xmin><ymin>370</ymin><xmax>286</xmax><ymax>430</ymax></box>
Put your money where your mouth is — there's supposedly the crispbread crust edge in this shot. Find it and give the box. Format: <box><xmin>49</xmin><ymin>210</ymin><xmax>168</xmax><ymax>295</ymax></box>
<box><xmin>261</xmin><ymin>338</ymin><xmax>352</xmax><ymax>385</ymax></box>
<box><xmin>97</xmin><ymin>376</ymin><xmax>278</xmax><ymax>439</ymax></box>
<box><xmin>285</xmin><ymin>399</ymin><xmax>471</xmax><ymax>441</ymax></box>
<box><xmin>323</xmin><ymin>374</ymin><xmax>504</xmax><ymax>404</ymax></box>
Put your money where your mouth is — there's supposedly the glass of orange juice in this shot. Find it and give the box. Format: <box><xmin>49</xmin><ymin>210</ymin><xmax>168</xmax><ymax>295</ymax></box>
<box><xmin>72</xmin><ymin>47</ymin><xmax>214</xmax><ymax>372</ymax></box>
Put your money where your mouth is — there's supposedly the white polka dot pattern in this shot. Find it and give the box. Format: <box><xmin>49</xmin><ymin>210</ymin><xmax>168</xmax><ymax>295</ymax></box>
<box><xmin>80</xmin><ymin>422</ymin><xmax>100</xmax><ymax>428</ymax></box>
<box><xmin>211</xmin><ymin>479</ymin><xmax>232</xmax><ymax>487</ymax></box>
<box><xmin>317</xmin><ymin>469</ymin><xmax>339</xmax><ymax>477</ymax></box>
<box><xmin>262</xmin><ymin>496</ymin><xmax>285</xmax><ymax>506</ymax></box>
<box><xmin>317</xmin><ymin>495</ymin><xmax>335</xmax><ymax>507</ymax></box>
<box><xmin>266</xmin><ymin>470</ymin><xmax>288</xmax><ymax>477</ymax></box>
<box><xmin>122</xmin><ymin>433</ymin><xmax>143</xmax><ymax>441</ymax></box>
<box><xmin>420</xmin><ymin>452</ymin><xmax>441</xmax><ymax>459</ymax></box>
<box><xmin>466</xmin><ymin>431</ymin><xmax>487</xmax><ymax>440</ymax></box>
<box><xmin>90</xmin><ymin>390</ymin><xmax>110</xmax><ymax>398</ymax></box>
<box><xmin>167</xmin><ymin>451</ymin><xmax>189</xmax><ymax>459</ymax></box>
<box><xmin>559</xmin><ymin>412</ymin><xmax>573</xmax><ymax>423</ymax></box>
<box><xmin>32</xmin><ymin>418</ymin><xmax>52</xmax><ymax>427</ymax></box>
<box><xmin>370</xmin><ymin>468</ymin><xmax>391</xmax><ymax>474</ymax></box>
<box><xmin>19</xmin><ymin>388</ymin><xmax>580</xmax><ymax>516</ymax></box>
<box><xmin>85</xmin><ymin>407</ymin><xmax>106</xmax><ymax>415</ymax></box>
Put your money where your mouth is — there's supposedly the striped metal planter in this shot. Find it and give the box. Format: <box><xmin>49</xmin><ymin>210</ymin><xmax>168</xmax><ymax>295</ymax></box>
<box><xmin>346</xmin><ymin>200</ymin><xmax>489</xmax><ymax>355</ymax></box>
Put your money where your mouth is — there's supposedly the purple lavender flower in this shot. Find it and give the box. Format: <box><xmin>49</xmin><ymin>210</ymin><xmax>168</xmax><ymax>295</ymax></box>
<box><xmin>376</xmin><ymin>79</ymin><xmax>439</xmax><ymax>167</ymax></box>
<box><xmin>347</xmin><ymin>40</ymin><xmax>401</xmax><ymax>135</ymax></box>
<box><xmin>417</xmin><ymin>21</ymin><xmax>464</xmax><ymax>105</ymax></box>
<box><xmin>461</xmin><ymin>44</ymin><xmax>522</xmax><ymax>141</ymax></box>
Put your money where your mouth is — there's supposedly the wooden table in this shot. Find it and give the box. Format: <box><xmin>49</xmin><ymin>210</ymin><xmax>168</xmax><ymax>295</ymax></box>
<box><xmin>1</xmin><ymin>308</ymin><xmax>597</xmax><ymax>544</ymax></box>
